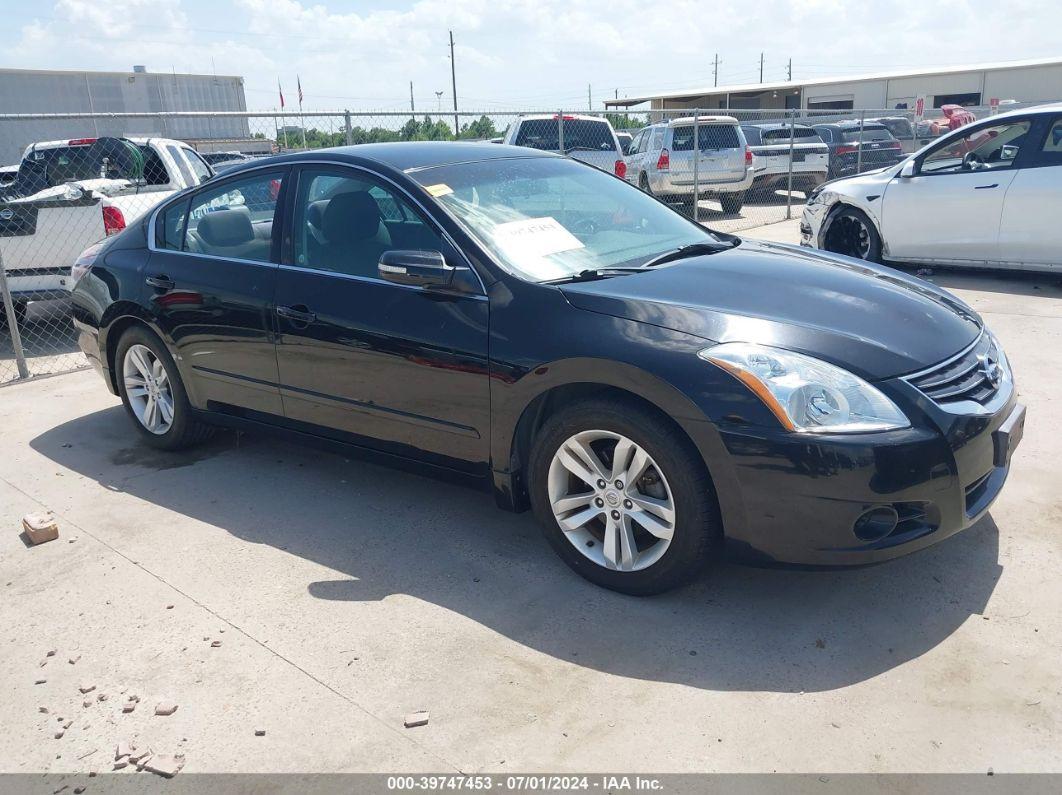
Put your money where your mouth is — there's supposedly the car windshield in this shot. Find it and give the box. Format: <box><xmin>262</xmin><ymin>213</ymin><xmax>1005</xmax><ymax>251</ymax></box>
<box><xmin>671</xmin><ymin>125</ymin><xmax>740</xmax><ymax>150</ymax></box>
<box><xmin>410</xmin><ymin>156</ymin><xmax>717</xmax><ymax>282</ymax></box>
<box><xmin>514</xmin><ymin>119</ymin><xmax>617</xmax><ymax>152</ymax></box>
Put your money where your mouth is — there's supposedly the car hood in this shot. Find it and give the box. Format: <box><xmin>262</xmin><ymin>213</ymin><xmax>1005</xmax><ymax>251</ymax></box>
<box><xmin>559</xmin><ymin>240</ymin><xmax>982</xmax><ymax>380</ymax></box>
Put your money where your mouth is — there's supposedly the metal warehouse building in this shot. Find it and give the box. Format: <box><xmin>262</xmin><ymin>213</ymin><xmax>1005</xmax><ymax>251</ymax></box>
<box><xmin>605</xmin><ymin>57</ymin><xmax>1062</xmax><ymax>112</ymax></box>
<box><xmin>0</xmin><ymin>66</ymin><xmax>250</xmax><ymax>164</ymax></box>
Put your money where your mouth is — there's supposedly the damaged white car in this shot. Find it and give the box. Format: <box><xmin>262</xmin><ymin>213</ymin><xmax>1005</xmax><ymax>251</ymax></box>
<box><xmin>801</xmin><ymin>103</ymin><xmax>1062</xmax><ymax>272</ymax></box>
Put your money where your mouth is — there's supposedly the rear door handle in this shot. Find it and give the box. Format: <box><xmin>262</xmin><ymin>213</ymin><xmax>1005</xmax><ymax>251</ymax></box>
<box><xmin>276</xmin><ymin>305</ymin><xmax>317</xmax><ymax>324</ymax></box>
<box><xmin>145</xmin><ymin>275</ymin><xmax>175</xmax><ymax>289</ymax></box>
<box><xmin>974</xmin><ymin>184</ymin><xmax>999</xmax><ymax>190</ymax></box>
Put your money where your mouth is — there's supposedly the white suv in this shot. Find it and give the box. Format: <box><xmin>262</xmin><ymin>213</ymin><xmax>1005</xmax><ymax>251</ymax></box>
<box><xmin>503</xmin><ymin>114</ymin><xmax>626</xmax><ymax>176</ymax></box>
<box><xmin>623</xmin><ymin>116</ymin><xmax>754</xmax><ymax>213</ymax></box>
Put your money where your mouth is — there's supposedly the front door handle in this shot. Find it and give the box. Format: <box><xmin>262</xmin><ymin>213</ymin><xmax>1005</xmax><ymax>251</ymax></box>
<box><xmin>974</xmin><ymin>183</ymin><xmax>999</xmax><ymax>190</ymax></box>
<box><xmin>276</xmin><ymin>305</ymin><xmax>317</xmax><ymax>324</ymax></box>
<box><xmin>145</xmin><ymin>275</ymin><xmax>175</xmax><ymax>290</ymax></box>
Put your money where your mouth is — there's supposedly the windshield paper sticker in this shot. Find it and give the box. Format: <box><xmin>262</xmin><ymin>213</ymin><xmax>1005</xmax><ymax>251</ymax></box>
<box><xmin>424</xmin><ymin>183</ymin><xmax>453</xmax><ymax>197</ymax></box>
<box><xmin>491</xmin><ymin>217</ymin><xmax>585</xmax><ymax>261</ymax></box>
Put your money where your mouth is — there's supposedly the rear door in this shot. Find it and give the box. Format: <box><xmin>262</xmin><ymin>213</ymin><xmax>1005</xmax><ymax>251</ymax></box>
<box><xmin>997</xmin><ymin>114</ymin><xmax>1062</xmax><ymax>267</ymax></box>
<box><xmin>272</xmin><ymin>164</ymin><xmax>491</xmax><ymax>473</ymax></box>
<box><xmin>146</xmin><ymin>167</ymin><xmax>289</xmax><ymax>414</ymax></box>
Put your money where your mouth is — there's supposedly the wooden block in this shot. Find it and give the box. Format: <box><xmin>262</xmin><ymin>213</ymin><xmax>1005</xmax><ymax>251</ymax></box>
<box><xmin>23</xmin><ymin>513</ymin><xmax>59</xmax><ymax>545</ymax></box>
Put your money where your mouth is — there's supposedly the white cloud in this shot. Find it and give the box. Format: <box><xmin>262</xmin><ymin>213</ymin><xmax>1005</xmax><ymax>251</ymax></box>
<box><xmin>5</xmin><ymin>0</ymin><xmax>1061</xmax><ymax>112</ymax></box>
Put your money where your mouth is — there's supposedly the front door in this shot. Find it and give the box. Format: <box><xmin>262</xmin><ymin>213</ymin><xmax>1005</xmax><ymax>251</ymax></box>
<box><xmin>998</xmin><ymin>114</ymin><xmax>1062</xmax><ymax>267</ymax></box>
<box><xmin>146</xmin><ymin>167</ymin><xmax>289</xmax><ymax>414</ymax></box>
<box><xmin>273</xmin><ymin>165</ymin><xmax>491</xmax><ymax>473</ymax></box>
<box><xmin>881</xmin><ymin>117</ymin><xmax>1033</xmax><ymax>263</ymax></box>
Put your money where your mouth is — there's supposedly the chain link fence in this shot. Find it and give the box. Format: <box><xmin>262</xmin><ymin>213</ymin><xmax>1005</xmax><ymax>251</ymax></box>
<box><xmin>0</xmin><ymin>102</ymin><xmax>1044</xmax><ymax>385</ymax></box>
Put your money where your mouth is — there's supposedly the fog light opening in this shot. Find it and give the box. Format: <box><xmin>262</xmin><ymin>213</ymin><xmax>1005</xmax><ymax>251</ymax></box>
<box><xmin>853</xmin><ymin>506</ymin><xmax>899</xmax><ymax>542</ymax></box>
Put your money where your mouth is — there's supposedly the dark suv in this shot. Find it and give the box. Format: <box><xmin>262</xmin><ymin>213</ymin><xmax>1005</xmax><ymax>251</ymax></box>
<box><xmin>812</xmin><ymin>121</ymin><xmax>906</xmax><ymax>178</ymax></box>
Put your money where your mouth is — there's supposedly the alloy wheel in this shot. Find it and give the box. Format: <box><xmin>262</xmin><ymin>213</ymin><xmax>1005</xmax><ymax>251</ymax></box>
<box><xmin>123</xmin><ymin>344</ymin><xmax>175</xmax><ymax>435</ymax></box>
<box><xmin>547</xmin><ymin>430</ymin><xmax>676</xmax><ymax>572</ymax></box>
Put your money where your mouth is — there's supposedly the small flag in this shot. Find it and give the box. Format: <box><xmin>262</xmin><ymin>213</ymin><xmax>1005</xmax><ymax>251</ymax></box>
<box><xmin>278</xmin><ymin>79</ymin><xmax>285</xmax><ymax>109</ymax></box>
<box><xmin>297</xmin><ymin>75</ymin><xmax>304</xmax><ymax>105</ymax></box>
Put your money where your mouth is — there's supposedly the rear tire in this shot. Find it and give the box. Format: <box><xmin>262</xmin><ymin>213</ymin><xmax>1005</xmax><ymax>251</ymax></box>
<box><xmin>115</xmin><ymin>325</ymin><xmax>214</xmax><ymax>451</ymax></box>
<box><xmin>528</xmin><ymin>398</ymin><xmax>720</xmax><ymax>595</ymax></box>
<box><xmin>720</xmin><ymin>193</ymin><xmax>745</xmax><ymax>214</ymax></box>
<box><xmin>0</xmin><ymin>300</ymin><xmax>28</xmax><ymax>331</ymax></box>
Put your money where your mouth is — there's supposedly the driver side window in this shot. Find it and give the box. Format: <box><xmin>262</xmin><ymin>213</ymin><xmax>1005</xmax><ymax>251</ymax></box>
<box><xmin>920</xmin><ymin>120</ymin><xmax>1032</xmax><ymax>175</ymax></box>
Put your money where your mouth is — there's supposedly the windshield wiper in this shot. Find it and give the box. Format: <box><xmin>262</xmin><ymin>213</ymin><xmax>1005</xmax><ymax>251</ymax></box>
<box><xmin>640</xmin><ymin>239</ymin><xmax>739</xmax><ymax>269</ymax></box>
<box><xmin>543</xmin><ymin>267</ymin><xmax>645</xmax><ymax>284</ymax></box>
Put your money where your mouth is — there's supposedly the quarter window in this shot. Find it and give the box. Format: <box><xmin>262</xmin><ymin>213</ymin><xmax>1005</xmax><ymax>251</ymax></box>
<box><xmin>920</xmin><ymin>120</ymin><xmax>1032</xmax><ymax>175</ymax></box>
<box><xmin>183</xmin><ymin>171</ymin><xmax>285</xmax><ymax>262</ymax></box>
<box><xmin>293</xmin><ymin>169</ymin><xmax>444</xmax><ymax>279</ymax></box>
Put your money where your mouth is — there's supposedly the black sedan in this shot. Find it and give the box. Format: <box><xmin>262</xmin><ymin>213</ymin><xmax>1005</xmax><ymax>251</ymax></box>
<box><xmin>69</xmin><ymin>142</ymin><xmax>1024</xmax><ymax>594</ymax></box>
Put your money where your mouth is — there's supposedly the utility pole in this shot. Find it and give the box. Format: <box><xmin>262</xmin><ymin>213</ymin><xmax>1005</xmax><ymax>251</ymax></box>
<box><xmin>713</xmin><ymin>53</ymin><xmax>720</xmax><ymax>87</ymax></box>
<box><xmin>435</xmin><ymin>90</ymin><xmax>443</xmax><ymax>112</ymax></box>
<box><xmin>759</xmin><ymin>52</ymin><xmax>764</xmax><ymax>83</ymax></box>
<box><xmin>588</xmin><ymin>84</ymin><xmax>592</xmax><ymax>111</ymax></box>
<box><xmin>787</xmin><ymin>58</ymin><xmax>792</xmax><ymax>81</ymax></box>
<box><xmin>449</xmin><ymin>30</ymin><xmax>459</xmax><ymax>136</ymax></box>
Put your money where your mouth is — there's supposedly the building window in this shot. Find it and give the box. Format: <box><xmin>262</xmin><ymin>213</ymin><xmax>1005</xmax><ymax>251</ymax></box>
<box><xmin>933</xmin><ymin>92</ymin><xmax>981</xmax><ymax>108</ymax></box>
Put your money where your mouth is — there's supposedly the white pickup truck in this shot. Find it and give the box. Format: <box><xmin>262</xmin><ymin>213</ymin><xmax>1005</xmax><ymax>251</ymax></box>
<box><xmin>0</xmin><ymin>136</ymin><xmax>213</xmax><ymax>325</ymax></box>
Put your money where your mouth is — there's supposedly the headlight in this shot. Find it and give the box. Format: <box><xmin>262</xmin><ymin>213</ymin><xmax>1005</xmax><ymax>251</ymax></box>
<box><xmin>699</xmin><ymin>343</ymin><xmax>909</xmax><ymax>433</ymax></box>
<box><xmin>806</xmin><ymin>186</ymin><xmax>827</xmax><ymax>205</ymax></box>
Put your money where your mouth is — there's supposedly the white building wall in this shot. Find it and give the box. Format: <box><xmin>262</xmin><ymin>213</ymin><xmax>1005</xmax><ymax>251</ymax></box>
<box><xmin>984</xmin><ymin>65</ymin><xmax>1062</xmax><ymax>103</ymax></box>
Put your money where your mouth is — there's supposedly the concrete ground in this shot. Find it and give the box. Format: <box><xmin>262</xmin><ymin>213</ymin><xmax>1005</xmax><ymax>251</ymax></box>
<box><xmin>1</xmin><ymin>238</ymin><xmax>1060</xmax><ymax>775</ymax></box>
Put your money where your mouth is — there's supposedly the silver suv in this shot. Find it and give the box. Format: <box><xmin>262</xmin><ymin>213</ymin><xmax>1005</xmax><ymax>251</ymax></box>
<box><xmin>623</xmin><ymin>116</ymin><xmax>754</xmax><ymax>213</ymax></box>
<box><xmin>503</xmin><ymin>114</ymin><xmax>626</xmax><ymax>176</ymax></box>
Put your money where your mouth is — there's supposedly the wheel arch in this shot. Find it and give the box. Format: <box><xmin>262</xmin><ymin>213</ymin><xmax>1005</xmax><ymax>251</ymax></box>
<box><xmin>819</xmin><ymin>200</ymin><xmax>886</xmax><ymax>257</ymax></box>
<box><xmin>100</xmin><ymin>307</ymin><xmax>168</xmax><ymax>395</ymax></box>
<box><xmin>492</xmin><ymin>361</ymin><xmax>746</xmax><ymax>541</ymax></box>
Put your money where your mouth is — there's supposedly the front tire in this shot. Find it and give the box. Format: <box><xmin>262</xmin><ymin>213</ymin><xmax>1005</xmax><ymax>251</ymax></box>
<box><xmin>528</xmin><ymin>398</ymin><xmax>720</xmax><ymax>595</ymax></box>
<box><xmin>823</xmin><ymin>206</ymin><xmax>883</xmax><ymax>263</ymax></box>
<box><xmin>115</xmin><ymin>325</ymin><xmax>213</xmax><ymax>451</ymax></box>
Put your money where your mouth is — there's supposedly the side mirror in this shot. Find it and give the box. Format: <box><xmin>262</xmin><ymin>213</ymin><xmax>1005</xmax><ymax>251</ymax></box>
<box><xmin>899</xmin><ymin>160</ymin><xmax>917</xmax><ymax>178</ymax></box>
<box><xmin>378</xmin><ymin>250</ymin><xmax>454</xmax><ymax>288</ymax></box>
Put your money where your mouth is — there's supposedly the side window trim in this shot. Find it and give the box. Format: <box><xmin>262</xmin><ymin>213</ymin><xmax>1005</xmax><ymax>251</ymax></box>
<box><xmin>148</xmin><ymin>166</ymin><xmax>291</xmax><ymax>264</ymax></box>
<box><xmin>285</xmin><ymin>162</ymin><xmax>485</xmax><ymax>294</ymax></box>
<box><xmin>915</xmin><ymin>117</ymin><xmax>1034</xmax><ymax>177</ymax></box>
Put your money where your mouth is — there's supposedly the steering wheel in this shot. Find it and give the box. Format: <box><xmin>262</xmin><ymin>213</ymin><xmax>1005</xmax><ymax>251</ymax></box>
<box><xmin>570</xmin><ymin>217</ymin><xmax>598</xmax><ymax>235</ymax></box>
<box><xmin>962</xmin><ymin>151</ymin><xmax>985</xmax><ymax>170</ymax></box>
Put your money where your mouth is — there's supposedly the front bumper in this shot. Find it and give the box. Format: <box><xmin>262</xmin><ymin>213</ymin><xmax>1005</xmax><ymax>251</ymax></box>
<box><xmin>711</xmin><ymin>391</ymin><xmax>1024</xmax><ymax>566</ymax></box>
<box><xmin>656</xmin><ymin>168</ymin><xmax>755</xmax><ymax>197</ymax></box>
<box><xmin>800</xmin><ymin>201</ymin><xmax>829</xmax><ymax>247</ymax></box>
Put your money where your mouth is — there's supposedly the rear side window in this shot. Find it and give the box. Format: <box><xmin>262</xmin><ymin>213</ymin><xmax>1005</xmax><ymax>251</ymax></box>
<box><xmin>183</xmin><ymin>170</ymin><xmax>285</xmax><ymax>262</ymax></box>
<box><xmin>741</xmin><ymin>127</ymin><xmax>762</xmax><ymax>145</ymax></box>
<box><xmin>1035</xmin><ymin>117</ymin><xmax>1062</xmax><ymax>166</ymax></box>
<box><xmin>841</xmin><ymin>127</ymin><xmax>894</xmax><ymax>143</ymax></box>
<box><xmin>155</xmin><ymin>197</ymin><xmax>190</xmax><ymax>251</ymax></box>
<box><xmin>514</xmin><ymin>119</ymin><xmax>617</xmax><ymax>153</ymax></box>
<box><xmin>762</xmin><ymin>127</ymin><xmax>822</xmax><ymax>142</ymax></box>
<box><xmin>166</xmin><ymin>145</ymin><xmax>196</xmax><ymax>186</ymax></box>
<box><xmin>671</xmin><ymin>125</ymin><xmax>740</xmax><ymax>151</ymax></box>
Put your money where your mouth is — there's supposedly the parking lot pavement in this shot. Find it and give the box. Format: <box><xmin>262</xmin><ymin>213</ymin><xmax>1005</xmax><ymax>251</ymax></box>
<box><xmin>1</xmin><ymin>269</ymin><xmax>1060</xmax><ymax>775</ymax></box>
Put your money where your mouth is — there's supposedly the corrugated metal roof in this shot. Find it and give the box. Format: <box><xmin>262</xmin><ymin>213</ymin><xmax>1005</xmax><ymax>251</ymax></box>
<box><xmin>606</xmin><ymin>56</ymin><xmax>1062</xmax><ymax>106</ymax></box>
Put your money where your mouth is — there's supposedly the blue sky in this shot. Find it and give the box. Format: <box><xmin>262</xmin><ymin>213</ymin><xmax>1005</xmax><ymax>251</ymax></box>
<box><xmin>5</xmin><ymin>0</ymin><xmax>1058</xmax><ymax>111</ymax></box>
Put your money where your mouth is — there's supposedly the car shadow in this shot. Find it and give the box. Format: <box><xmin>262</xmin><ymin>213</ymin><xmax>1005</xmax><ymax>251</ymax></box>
<box><xmin>31</xmin><ymin>406</ymin><xmax>1003</xmax><ymax>694</ymax></box>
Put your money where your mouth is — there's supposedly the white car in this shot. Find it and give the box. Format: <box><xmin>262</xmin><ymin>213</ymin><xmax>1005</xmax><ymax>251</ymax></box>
<box><xmin>801</xmin><ymin>103</ymin><xmax>1061</xmax><ymax>271</ymax></box>
<box><xmin>502</xmin><ymin>114</ymin><xmax>626</xmax><ymax>176</ymax></box>
<box><xmin>0</xmin><ymin>136</ymin><xmax>212</xmax><ymax>325</ymax></box>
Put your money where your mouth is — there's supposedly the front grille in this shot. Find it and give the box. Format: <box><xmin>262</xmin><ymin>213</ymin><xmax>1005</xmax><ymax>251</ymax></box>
<box><xmin>908</xmin><ymin>333</ymin><xmax>1003</xmax><ymax>407</ymax></box>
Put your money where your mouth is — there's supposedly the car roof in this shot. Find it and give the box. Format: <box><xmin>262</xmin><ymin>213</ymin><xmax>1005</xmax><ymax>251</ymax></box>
<box><xmin>217</xmin><ymin>142</ymin><xmax>553</xmax><ymax>176</ymax></box>
<box><xmin>516</xmin><ymin>113</ymin><xmax>609</xmax><ymax>122</ymax></box>
<box><xmin>658</xmin><ymin>115</ymin><xmax>739</xmax><ymax>126</ymax></box>
<box><xmin>742</xmin><ymin>122</ymin><xmax>814</xmax><ymax>130</ymax></box>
